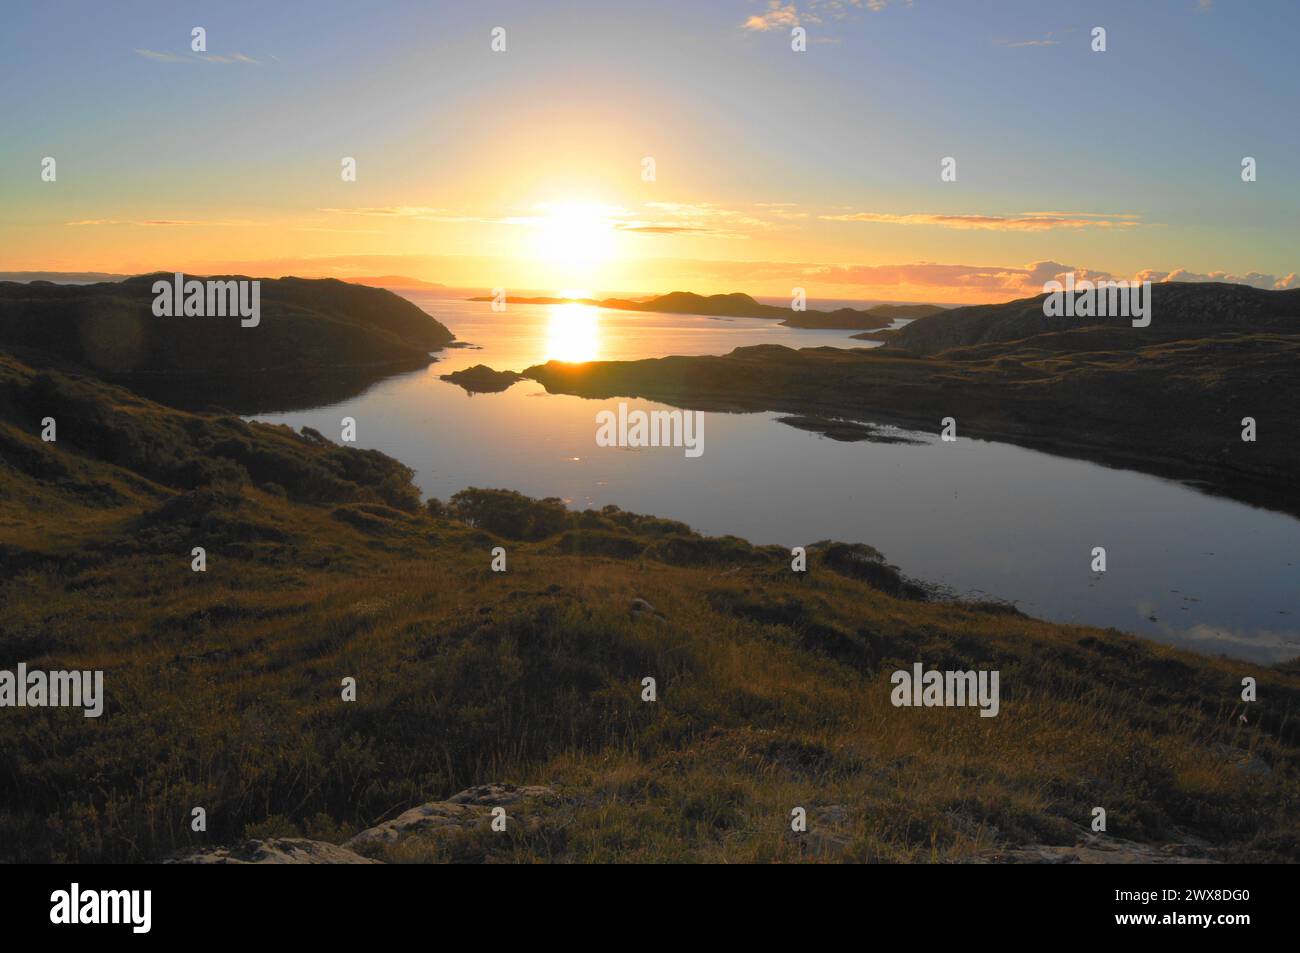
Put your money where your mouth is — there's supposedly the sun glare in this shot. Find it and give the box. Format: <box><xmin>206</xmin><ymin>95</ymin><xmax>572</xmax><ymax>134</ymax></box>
<box><xmin>545</xmin><ymin>302</ymin><xmax>601</xmax><ymax>363</ymax></box>
<box><xmin>533</xmin><ymin>201</ymin><xmax>616</xmax><ymax>280</ymax></box>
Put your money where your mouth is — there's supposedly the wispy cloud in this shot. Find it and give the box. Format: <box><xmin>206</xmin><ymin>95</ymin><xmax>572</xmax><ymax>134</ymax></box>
<box><xmin>743</xmin><ymin>2</ymin><xmax>803</xmax><ymax>31</ymax></box>
<box><xmin>66</xmin><ymin>218</ymin><xmax>260</xmax><ymax>227</ymax></box>
<box><xmin>332</xmin><ymin>200</ymin><xmax>785</xmax><ymax>240</ymax></box>
<box><xmin>133</xmin><ymin>49</ymin><xmax>186</xmax><ymax>63</ymax></box>
<box><xmin>996</xmin><ymin>36</ymin><xmax>1060</xmax><ymax>48</ymax></box>
<box><xmin>615</xmin><ymin>224</ymin><xmax>714</xmax><ymax>234</ymax></box>
<box><xmin>820</xmin><ymin>210</ymin><xmax>1142</xmax><ymax>231</ymax></box>
<box><xmin>742</xmin><ymin>0</ymin><xmax>902</xmax><ymax>32</ymax></box>
<box><xmin>318</xmin><ymin>206</ymin><xmax>486</xmax><ymax>224</ymax></box>
<box><xmin>134</xmin><ymin>49</ymin><xmax>260</xmax><ymax>65</ymax></box>
<box><xmin>320</xmin><ymin>206</ymin><xmax>443</xmax><ymax>217</ymax></box>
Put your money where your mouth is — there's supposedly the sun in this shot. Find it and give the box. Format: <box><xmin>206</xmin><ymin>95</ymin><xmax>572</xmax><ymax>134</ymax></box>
<box><xmin>532</xmin><ymin>200</ymin><xmax>617</xmax><ymax>279</ymax></box>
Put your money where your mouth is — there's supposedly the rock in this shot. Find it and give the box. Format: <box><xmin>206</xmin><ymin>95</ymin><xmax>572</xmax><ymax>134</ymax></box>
<box><xmin>167</xmin><ymin>784</ymin><xmax>561</xmax><ymax>863</ymax></box>
<box><xmin>346</xmin><ymin>783</ymin><xmax>558</xmax><ymax>849</ymax></box>
<box><xmin>1210</xmin><ymin>742</ymin><xmax>1272</xmax><ymax>776</ymax></box>
<box><xmin>447</xmin><ymin>782</ymin><xmax>557</xmax><ymax>806</ymax></box>
<box><xmin>167</xmin><ymin>838</ymin><xmax>379</xmax><ymax>864</ymax></box>
<box><xmin>439</xmin><ymin>364</ymin><xmax>525</xmax><ymax>394</ymax></box>
<box><xmin>345</xmin><ymin>801</ymin><xmax>479</xmax><ymax>846</ymax></box>
<box><xmin>630</xmin><ymin>597</ymin><xmax>668</xmax><ymax>623</ymax></box>
<box><xmin>974</xmin><ymin>830</ymin><xmax>1219</xmax><ymax>864</ymax></box>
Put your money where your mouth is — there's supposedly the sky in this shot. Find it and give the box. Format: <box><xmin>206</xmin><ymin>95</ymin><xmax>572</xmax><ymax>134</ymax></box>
<box><xmin>1</xmin><ymin>0</ymin><xmax>1297</xmax><ymax>303</ymax></box>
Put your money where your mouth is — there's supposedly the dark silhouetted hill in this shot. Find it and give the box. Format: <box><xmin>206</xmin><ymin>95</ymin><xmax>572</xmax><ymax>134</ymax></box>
<box><xmin>0</xmin><ymin>274</ymin><xmax>454</xmax><ymax>412</ymax></box>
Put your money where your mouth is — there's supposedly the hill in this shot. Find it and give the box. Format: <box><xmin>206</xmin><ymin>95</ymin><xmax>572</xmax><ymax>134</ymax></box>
<box><xmin>1</xmin><ymin>347</ymin><xmax>1298</xmax><ymax>863</ymax></box>
<box><xmin>781</xmin><ymin>302</ymin><xmax>945</xmax><ymax>329</ymax></box>
<box><xmin>0</xmin><ymin>275</ymin><xmax>454</xmax><ymax>413</ymax></box>
<box><xmin>882</xmin><ymin>282</ymin><xmax>1300</xmax><ymax>356</ymax></box>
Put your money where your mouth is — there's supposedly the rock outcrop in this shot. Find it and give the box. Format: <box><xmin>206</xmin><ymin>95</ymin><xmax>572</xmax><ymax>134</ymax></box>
<box><xmin>166</xmin><ymin>784</ymin><xmax>560</xmax><ymax>864</ymax></box>
<box><xmin>168</xmin><ymin>838</ymin><xmax>379</xmax><ymax>865</ymax></box>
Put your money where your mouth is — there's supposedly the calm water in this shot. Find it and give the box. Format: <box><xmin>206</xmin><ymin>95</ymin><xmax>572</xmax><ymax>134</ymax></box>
<box><xmin>251</xmin><ymin>292</ymin><xmax>1300</xmax><ymax>663</ymax></box>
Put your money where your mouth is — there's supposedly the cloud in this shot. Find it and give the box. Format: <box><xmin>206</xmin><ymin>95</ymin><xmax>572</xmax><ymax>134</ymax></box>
<box><xmin>134</xmin><ymin>49</ymin><xmax>187</xmax><ymax>63</ymax></box>
<box><xmin>320</xmin><ymin>201</ymin><xmax>767</xmax><ymax>237</ymax></box>
<box><xmin>320</xmin><ymin>206</ymin><xmax>443</xmax><ymax>217</ymax></box>
<box><xmin>615</xmin><ymin>224</ymin><xmax>714</xmax><ymax>234</ymax></box>
<box><xmin>742</xmin><ymin>0</ymin><xmax>901</xmax><ymax>33</ymax></box>
<box><xmin>319</xmin><ymin>206</ymin><xmax>486</xmax><ymax>224</ymax></box>
<box><xmin>659</xmin><ymin>256</ymin><xmax>1299</xmax><ymax>300</ymax></box>
<box><xmin>609</xmin><ymin>201</ymin><xmax>774</xmax><ymax>239</ymax></box>
<box><xmin>1134</xmin><ymin>267</ymin><xmax>1299</xmax><ymax>290</ymax></box>
<box><xmin>66</xmin><ymin>218</ymin><xmax>258</xmax><ymax>227</ymax></box>
<box><xmin>743</xmin><ymin>2</ymin><xmax>802</xmax><ymax>31</ymax></box>
<box><xmin>994</xmin><ymin>28</ymin><xmax>1071</xmax><ymax>48</ymax></box>
<box><xmin>820</xmin><ymin>210</ymin><xmax>1141</xmax><ymax>231</ymax></box>
<box><xmin>996</xmin><ymin>37</ymin><xmax>1060</xmax><ymax>48</ymax></box>
<box><xmin>196</xmin><ymin>52</ymin><xmax>260</xmax><ymax>64</ymax></box>
<box><xmin>134</xmin><ymin>49</ymin><xmax>260</xmax><ymax>65</ymax></box>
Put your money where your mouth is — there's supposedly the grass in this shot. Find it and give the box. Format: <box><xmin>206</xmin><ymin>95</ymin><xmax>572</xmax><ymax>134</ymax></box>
<box><xmin>1</xmin><ymin>351</ymin><xmax>1298</xmax><ymax>863</ymax></box>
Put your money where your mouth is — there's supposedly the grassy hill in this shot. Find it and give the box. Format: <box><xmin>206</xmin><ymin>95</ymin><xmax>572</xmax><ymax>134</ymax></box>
<box><xmin>2</xmin><ymin>348</ymin><xmax>1297</xmax><ymax>863</ymax></box>
<box><xmin>0</xmin><ymin>275</ymin><xmax>454</xmax><ymax>413</ymax></box>
<box><xmin>886</xmin><ymin>282</ymin><xmax>1300</xmax><ymax>356</ymax></box>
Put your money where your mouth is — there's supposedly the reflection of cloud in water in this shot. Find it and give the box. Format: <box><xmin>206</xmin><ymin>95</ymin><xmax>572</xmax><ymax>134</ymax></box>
<box><xmin>1152</xmin><ymin>620</ymin><xmax>1299</xmax><ymax>664</ymax></box>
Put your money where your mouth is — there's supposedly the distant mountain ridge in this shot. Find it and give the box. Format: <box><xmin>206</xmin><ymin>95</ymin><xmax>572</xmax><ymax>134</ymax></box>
<box><xmin>343</xmin><ymin>275</ymin><xmax>447</xmax><ymax>290</ymax></box>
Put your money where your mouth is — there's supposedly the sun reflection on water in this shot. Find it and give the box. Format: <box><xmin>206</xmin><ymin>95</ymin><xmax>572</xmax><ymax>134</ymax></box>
<box><xmin>544</xmin><ymin>303</ymin><xmax>601</xmax><ymax>363</ymax></box>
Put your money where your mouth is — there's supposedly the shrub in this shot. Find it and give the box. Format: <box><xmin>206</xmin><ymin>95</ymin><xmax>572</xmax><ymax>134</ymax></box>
<box><xmin>449</xmin><ymin>488</ymin><xmax>569</xmax><ymax>540</ymax></box>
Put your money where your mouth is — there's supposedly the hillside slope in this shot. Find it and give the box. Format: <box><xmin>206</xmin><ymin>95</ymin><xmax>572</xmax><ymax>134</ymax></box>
<box><xmin>2</xmin><ymin>349</ymin><xmax>1297</xmax><ymax>863</ymax></box>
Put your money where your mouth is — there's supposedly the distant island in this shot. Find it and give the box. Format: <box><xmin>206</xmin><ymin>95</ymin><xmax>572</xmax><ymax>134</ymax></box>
<box><xmin>440</xmin><ymin>364</ymin><xmax>526</xmax><ymax>394</ymax></box>
<box><xmin>344</xmin><ymin>275</ymin><xmax>448</xmax><ymax>291</ymax></box>
<box><xmin>468</xmin><ymin>290</ymin><xmax>945</xmax><ymax>331</ymax></box>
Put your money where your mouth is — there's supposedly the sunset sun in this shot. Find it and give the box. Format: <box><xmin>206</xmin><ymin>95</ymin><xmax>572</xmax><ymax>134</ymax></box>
<box><xmin>531</xmin><ymin>200</ymin><xmax>618</xmax><ymax>286</ymax></box>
